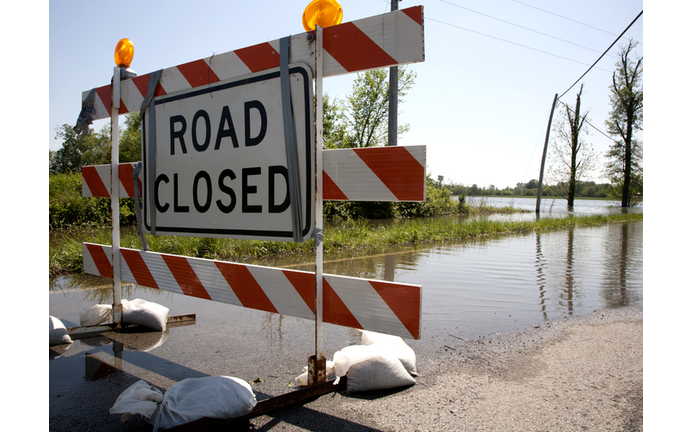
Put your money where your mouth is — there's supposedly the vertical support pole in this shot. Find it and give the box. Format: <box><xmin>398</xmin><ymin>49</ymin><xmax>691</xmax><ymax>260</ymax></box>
<box><xmin>536</xmin><ymin>93</ymin><xmax>558</xmax><ymax>216</ymax></box>
<box><xmin>111</xmin><ymin>67</ymin><xmax>122</xmax><ymax>326</ymax></box>
<box><xmin>388</xmin><ymin>0</ymin><xmax>399</xmax><ymax>146</ymax></box>
<box><xmin>309</xmin><ymin>24</ymin><xmax>326</xmax><ymax>386</ymax></box>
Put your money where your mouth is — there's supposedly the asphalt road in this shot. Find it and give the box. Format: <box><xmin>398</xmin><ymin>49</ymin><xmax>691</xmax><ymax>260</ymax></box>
<box><xmin>49</xmin><ymin>307</ymin><xmax>643</xmax><ymax>431</ymax></box>
<box><xmin>244</xmin><ymin>308</ymin><xmax>643</xmax><ymax>432</ymax></box>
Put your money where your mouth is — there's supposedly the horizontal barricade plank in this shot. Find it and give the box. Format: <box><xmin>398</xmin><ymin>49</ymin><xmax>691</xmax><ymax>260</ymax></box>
<box><xmin>81</xmin><ymin>145</ymin><xmax>426</xmax><ymax>202</ymax></box>
<box><xmin>81</xmin><ymin>6</ymin><xmax>424</xmax><ymax>121</ymax></box>
<box><xmin>83</xmin><ymin>243</ymin><xmax>421</xmax><ymax>339</ymax></box>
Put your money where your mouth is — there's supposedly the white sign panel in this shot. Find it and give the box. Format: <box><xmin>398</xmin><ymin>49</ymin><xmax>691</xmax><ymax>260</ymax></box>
<box><xmin>143</xmin><ymin>64</ymin><xmax>314</xmax><ymax>241</ymax></box>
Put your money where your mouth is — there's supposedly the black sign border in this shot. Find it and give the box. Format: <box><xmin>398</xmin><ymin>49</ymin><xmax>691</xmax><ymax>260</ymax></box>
<box><xmin>142</xmin><ymin>65</ymin><xmax>314</xmax><ymax>241</ymax></box>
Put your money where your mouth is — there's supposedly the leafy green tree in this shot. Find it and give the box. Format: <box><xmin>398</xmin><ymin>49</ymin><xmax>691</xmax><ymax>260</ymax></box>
<box><xmin>340</xmin><ymin>67</ymin><xmax>416</xmax><ymax>148</ymax></box>
<box><xmin>50</xmin><ymin>113</ymin><xmax>143</xmax><ymax>174</ymax></box>
<box><xmin>50</xmin><ymin>124</ymin><xmax>110</xmax><ymax>174</ymax></box>
<box><xmin>605</xmin><ymin>39</ymin><xmax>643</xmax><ymax>207</ymax></box>
<box><xmin>322</xmin><ymin>94</ymin><xmax>350</xmax><ymax>149</ymax></box>
<box><xmin>120</xmin><ymin>113</ymin><xmax>143</xmax><ymax>162</ymax></box>
<box><xmin>548</xmin><ymin>84</ymin><xmax>598</xmax><ymax>209</ymax></box>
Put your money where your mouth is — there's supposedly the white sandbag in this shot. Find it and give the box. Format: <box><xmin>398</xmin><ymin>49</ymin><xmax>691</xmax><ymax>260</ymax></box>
<box><xmin>345</xmin><ymin>353</ymin><xmax>416</xmax><ymax>393</ymax></box>
<box><xmin>152</xmin><ymin>376</ymin><xmax>256</xmax><ymax>431</ymax></box>
<box><xmin>333</xmin><ymin>345</ymin><xmax>382</xmax><ymax>377</ymax></box>
<box><xmin>110</xmin><ymin>380</ymin><xmax>164</xmax><ymax>422</ymax></box>
<box><xmin>49</xmin><ymin>316</ymin><xmax>73</xmax><ymax>346</ymax></box>
<box><xmin>359</xmin><ymin>330</ymin><xmax>417</xmax><ymax>375</ymax></box>
<box><xmin>122</xmin><ymin>299</ymin><xmax>169</xmax><ymax>332</ymax></box>
<box><xmin>80</xmin><ymin>304</ymin><xmax>112</xmax><ymax>326</ymax></box>
<box><xmin>294</xmin><ymin>361</ymin><xmax>336</xmax><ymax>387</ymax></box>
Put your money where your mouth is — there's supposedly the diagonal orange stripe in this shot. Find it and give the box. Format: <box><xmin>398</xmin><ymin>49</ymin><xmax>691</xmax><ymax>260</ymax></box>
<box><xmin>81</xmin><ymin>166</ymin><xmax>110</xmax><ymax>197</ymax></box>
<box><xmin>118</xmin><ymin>163</ymin><xmax>135</xmax><ymax>198</ymax></box>
<box><xmin>234</xmin><ymin>42</ymin><xmax>280</xmax><ymax>73</ymax></box>
<box><xmin>354</xmin><ymin>147</ymin><xmax>425</xmax><ymax>201</ymax></box>
<box><xmin>95</xmin><ymin>85</ymin><xmax>111</xmax><ymax>114</ymax></box>
<box><xmin>282</xmin><ymin>270</ymin><xmax>316</xmax><ymax>315</ymax></box>
<box><xmin>369</xmin><ymin>280</ymin><xmax>421</xmax><ymax>339</ymax></box>
<box><xmin>402</xmin><ymin>5</ymin><xmax>423</xmax><ymax>26</ymax></box>
<box><xmin>322</xmin><ymin>171</ymin><xmax>348</xmax><ymax>201</ymax></box>
<box><xmin>161</xmin><ymin>255</ymin><xmax>212</xmax><ymax>300</ymax></box>
<box><xmin>324</xmin><ymin>22</ymin><xmax>397</xmax><ymax>72</ymax></box>
<box><xmin>215</xmin><ymin>262</ymin><xmax>278</xmax><ymax>313</ymax></box>
<box><xmin>177</xmin><ymin>59</ymin><xmax>221</xmax><ymax>88</ymax></box>
<box><xmin>121</xmin><ymin>249</ymin><xmax>158</xmax><ymax>289</ymax></box>
<box><xmin>323</xmin><ymin>279</ymin><xmax>362</xmax><ymax>330</ymax></box>
<box><xmin>85</xmin><ymin>243</ymin><xmax>112</xmax><ymax>278</ymax></box>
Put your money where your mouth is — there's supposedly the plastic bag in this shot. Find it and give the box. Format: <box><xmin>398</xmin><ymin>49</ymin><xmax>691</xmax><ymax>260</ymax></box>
<box><xmin>49</xmin><ymin>316</ymin><xmax>73</xmax><ymax>346</ymax></box>
<box><xmin>360</xmin><ymin>330</ymin><xmax>417</xmax><ymax>375</ymax></box>
<box><xmin>345</xmin><ymin>353</ymin><xmax>416</xmax><ymax>393</ymax></box>
<box><xmin>110</xmin><ymin>380</ymin><xmax>164</xmax><ymax>422</ymax></box>
<box><xmin>80</xmin><ymin>304</ymin><xmax>112</xmax><ymax>326</ymax></box>
<box><xmin>152</xmin><ymin>376</ymin><xmax>256</xmax><ymax>431</ymax></box>
<box><xmin>294</xmin><ymin>361</ymin><xmax>336</xmax><ymax>387</ymax></box>
<box><xmin>122</xmin><ymin>299</ymin><xmax>169</xmax><ymax>332</ymax></box>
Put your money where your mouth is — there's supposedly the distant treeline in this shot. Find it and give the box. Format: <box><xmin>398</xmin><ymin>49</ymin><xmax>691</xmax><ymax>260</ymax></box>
<box><xmin>448</xmin><ymin>179</ymin><xmax>614</xmax><ymax>199</ymax></box>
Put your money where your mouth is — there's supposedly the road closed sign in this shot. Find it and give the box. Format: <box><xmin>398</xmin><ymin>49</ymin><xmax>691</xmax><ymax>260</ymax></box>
<box><xmin>142</xmin><ymin>64</ymin><xmax>314</xmax><ymax>241</ymax></box>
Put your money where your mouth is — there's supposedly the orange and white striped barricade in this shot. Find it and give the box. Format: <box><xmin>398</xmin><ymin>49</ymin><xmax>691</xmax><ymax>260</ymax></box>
<box><xmin>81</xmin><ymin>145</ymin><xmax>426</xmax><ymax>202</ymax></box>
<box><xmin>83</xmin><ymin>243</ymin><xmax>421</xmax><ymax>340</ymax></box>
<box><xmin>80</xmin><ymin>6</ymin><xmax>424</xmax><ymax>122</ymax></box>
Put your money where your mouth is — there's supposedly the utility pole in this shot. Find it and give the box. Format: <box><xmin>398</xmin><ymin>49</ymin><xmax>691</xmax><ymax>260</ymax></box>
<box><xmin>388</xmin><ymin>0</ymin><xmax>399</xmax><ymax>146</ymax></box>
<box><xmin>536</xmin><ymin>93</ymin><xmax>558</xmax><ymax>215</ymax></box>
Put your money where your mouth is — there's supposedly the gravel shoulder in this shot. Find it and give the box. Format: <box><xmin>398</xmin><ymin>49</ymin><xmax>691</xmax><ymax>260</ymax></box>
<box><xmin>248</xmin><ymin>309</ymin><xmax>643</xmax><ymax>431</ymax></box>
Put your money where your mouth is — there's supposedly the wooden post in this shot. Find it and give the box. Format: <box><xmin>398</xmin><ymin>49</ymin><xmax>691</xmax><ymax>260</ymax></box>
<box><xmin>536</xmin><ymin>93</ymin><xmax>558</xmax><ymax>216</ymax></box>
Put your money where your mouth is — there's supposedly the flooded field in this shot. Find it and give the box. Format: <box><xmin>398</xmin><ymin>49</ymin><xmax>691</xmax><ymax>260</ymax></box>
<box><xmin>48</xmin><ymin>203</ymin><xmax>643</xmax><ymax>431</ymax></box>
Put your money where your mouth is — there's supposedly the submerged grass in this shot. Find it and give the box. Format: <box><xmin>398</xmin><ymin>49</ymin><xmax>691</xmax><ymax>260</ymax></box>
<box><xmin>49</xmin><ymin>213</ymin><xmax>643</xmax><ymax>276</ymax></box>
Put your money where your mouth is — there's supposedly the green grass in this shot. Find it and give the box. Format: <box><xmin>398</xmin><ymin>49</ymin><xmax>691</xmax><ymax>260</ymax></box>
<box><xmin>49</xmin><ymin>213</ymin><xmax>643</xmax><ymax>276</ymax></box>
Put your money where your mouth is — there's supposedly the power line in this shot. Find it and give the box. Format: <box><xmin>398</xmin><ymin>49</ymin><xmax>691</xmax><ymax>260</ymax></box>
<box><xmin>427</xmin><ymin>17</ymin><xmax>610</xmax><ymax>72</ymax></box>
<box><xmin>439</xmin><ymin>0</ymin><xmax>616</xmax><ymax>58</ymax></box>
<box><xmin>511</xmin><ymin>0</ymin><xmax>618</xmax><ymax>36</ymax></box>
<box><xmin>557</xmin><ymin>99</ymin><xmax>617</xmax><ymax>143</ymax></box>
<box><xmin>558</xmin><ymin>10</ymin><xmax>643</xmax><ymax>100</ymax></box>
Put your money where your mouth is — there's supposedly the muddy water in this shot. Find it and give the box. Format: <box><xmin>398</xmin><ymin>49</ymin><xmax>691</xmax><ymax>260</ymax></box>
<box><xmin>51</xmin><ymin>220</ymin><xmax>643</xmax><ymax>338</ymax></box>
<box><xmin>282</xmin><ymin>220</ymin><xmax>643</xmax><ymax>337</ymax></box>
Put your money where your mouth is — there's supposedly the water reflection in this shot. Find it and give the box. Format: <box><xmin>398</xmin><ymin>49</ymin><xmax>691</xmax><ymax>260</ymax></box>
<box><xmin>50</xmin><ymin>221</ymin><xmax>643</xmax><ymax>343</ymax></box>
<box><xmin>534</xmin><ymin>233</ymin><xmax>548</xmax><ymax>320</ymax></box>
<box><xmin>309</xmin><ymin>221</ymin><xmax>643</xmax><ymax>337</ymax></box>
<box><xmin>50</xmin><ymin>275</ymin><xmax>175</xmax><ymax>315</ymax></box>
<box><xmin>602</xmin><ymin>222</ymin><xmax>641</xmax><ymax>308</ymax></box>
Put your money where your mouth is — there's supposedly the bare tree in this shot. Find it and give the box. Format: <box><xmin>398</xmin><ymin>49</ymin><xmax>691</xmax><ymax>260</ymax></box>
<box><xmin>548</xmin><ymin>84</ymin><xmax>598</xmax><ymax>209</ymax></box>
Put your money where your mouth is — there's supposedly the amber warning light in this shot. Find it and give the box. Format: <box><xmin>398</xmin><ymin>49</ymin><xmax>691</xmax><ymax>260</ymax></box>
<box><xmin>302</xmin><ymin>0</ymin><xmax>343</xmax><ymax>32</ymax></box>
<box><xmin>114</xmin><ymin>38</ymin><xmax>134</xmax><ymax>68</ymax></box>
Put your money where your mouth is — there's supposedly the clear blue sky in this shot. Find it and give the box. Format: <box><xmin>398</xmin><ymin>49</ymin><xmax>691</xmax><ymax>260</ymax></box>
<box><xmin>46</xmin><ymin>0</ymin><xmax>644</xmax><ymax>190</ymax></box>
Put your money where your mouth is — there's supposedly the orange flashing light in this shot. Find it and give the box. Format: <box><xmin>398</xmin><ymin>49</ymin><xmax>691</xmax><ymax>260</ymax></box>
<box><xmin>114</xmin><ymin>38</ymin><xmax>134</xmax><ymax>68</ymax></box>
<box><xmin>302</xmin><ymin>0</ymin><xmax>343</xmax><ymax>32</ymax></box>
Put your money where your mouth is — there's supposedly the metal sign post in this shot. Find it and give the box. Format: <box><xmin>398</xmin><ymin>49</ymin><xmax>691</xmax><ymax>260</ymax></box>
<box><xmin>111</xmin><ymin>66</ymin><xmax>122</xmax><ymax>326</ymax></box>
<box><xmin>309</xmin><ymin>24</ymin><xmax>326</xmax><ymax>386</ymax></box>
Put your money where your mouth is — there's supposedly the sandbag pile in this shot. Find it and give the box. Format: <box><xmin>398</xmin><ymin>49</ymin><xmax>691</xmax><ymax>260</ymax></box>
<box><xmin>78</xmin><ymin>298</ymin><xmax>170</xmax><ymax>331</ymax></box>
<box><xmin>295</xmin><ymin>330</ymin><xmax>417</xmax><ymax>393</ymax></box>
<box><xmin>110</xmin><ymin>376</ymin><xmax>257</xmax><ymax>430</ymax></box>
<box><xmin>49</xmin><ymin>316</ymin><xmax>73</xmax><ymax>346</ymax></box>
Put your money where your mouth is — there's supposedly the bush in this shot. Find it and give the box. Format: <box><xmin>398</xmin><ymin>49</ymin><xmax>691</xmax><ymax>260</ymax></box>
<box><xmin>49</xmin><ymin>172</ymin><xmax>137</xmax><ymax>228</ymax></box>
<box><xmin>325</xmin><ymin>177</ymin><xmax>459</xmax><ymax>221</ymax></box>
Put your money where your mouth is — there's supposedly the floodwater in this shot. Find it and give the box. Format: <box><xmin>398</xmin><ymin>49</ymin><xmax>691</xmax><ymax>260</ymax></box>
<box><xmin>48</xmin><ymin>199</ymin><xmax>643</xmax><ymax>430</ymax></box>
